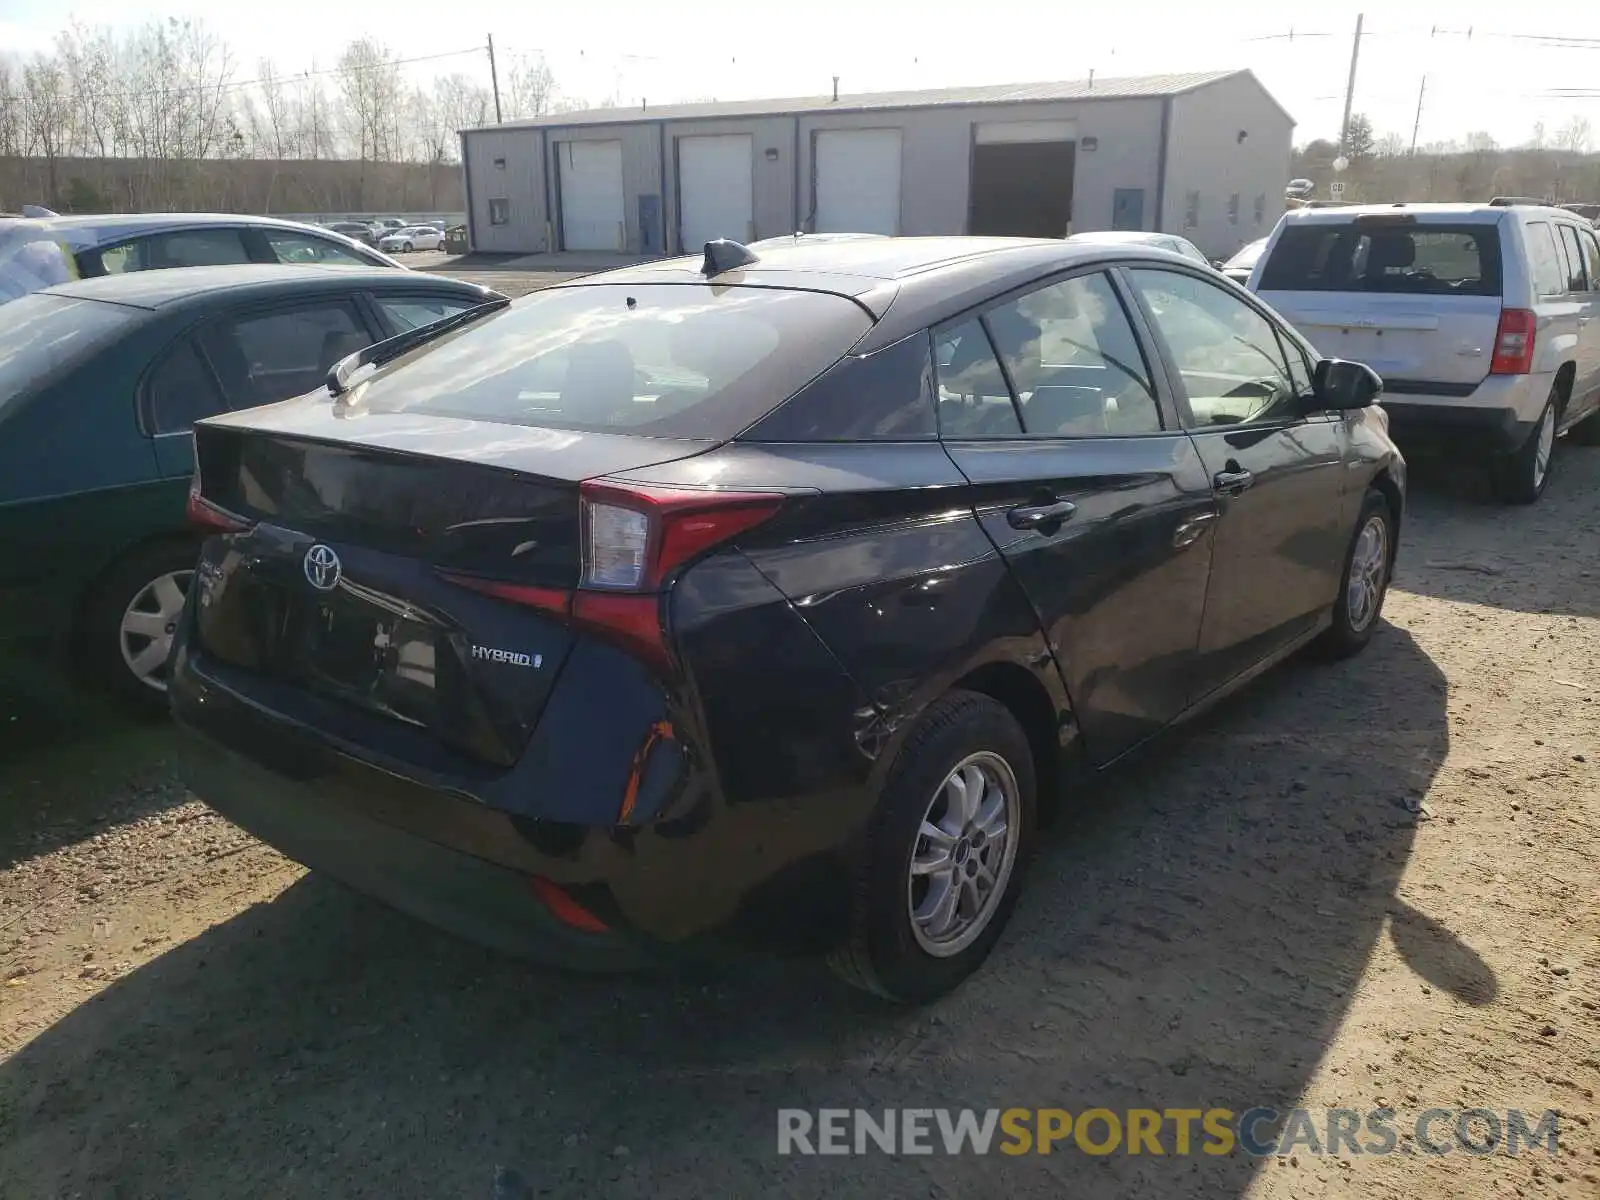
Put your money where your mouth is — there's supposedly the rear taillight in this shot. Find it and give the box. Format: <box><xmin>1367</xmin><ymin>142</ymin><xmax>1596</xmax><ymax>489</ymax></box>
<box><xmin>186</xmin><ymin>474</ymin><xmax>250</xmax><ymax>534</ymax></box>
<box><xmin>441</xmin><ymin>481</ymin><xmax>785</xmax><ymax>675</ymax></box>
<box><xmin>1490</xmin><ymin>309</ymin><xmax>1536</xmax><ymax>375</ymax></box>
<box><xmin>579</xmin><ymin>481</ymin><xmax>786</xmax><ymax>592</ymax></box>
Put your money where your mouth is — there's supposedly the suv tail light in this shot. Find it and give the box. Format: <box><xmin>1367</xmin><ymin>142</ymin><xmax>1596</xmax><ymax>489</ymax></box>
<box><xmin>1490</xmin><ymin>308</ymin><xmax>1536</xmax><ymax>375</ymax></box>
<box><xmin>442</xmin><ymin>481</ymin><xmax>785</xmax><ymax>675</ymax></box>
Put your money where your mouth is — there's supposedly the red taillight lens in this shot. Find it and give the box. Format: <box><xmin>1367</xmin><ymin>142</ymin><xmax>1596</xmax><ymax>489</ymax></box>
<box><xmin>186</xmin><ymin>476</ymin><xmax>249</xmax><ymax>534</ymax></box>
<box><xmin>527</xmin><ymin>876</ymin><xmax>610</xmax><ymax>933</ymax></box>
<box><xmin>579</xmin><ymin>481</ymin><xmax>786</xmax><ymax>592</ymax></box>
<box><xmin>1490</xmin><ymin>308</ymin><xmax>1536</xmax><ymax>375</ymax></box>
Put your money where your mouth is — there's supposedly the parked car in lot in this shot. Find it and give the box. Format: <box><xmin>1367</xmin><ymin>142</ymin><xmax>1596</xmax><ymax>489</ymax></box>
<box><xmin>1219</xmin><ymin>236</ymin><xmax>1269</xmax><ymax>284</ymax></box>
<box><xmin>173</xmin><ymin>235</ymin><xmax>1402</xmax><ymax>1002</ymax></box>
<box><xmin>0</xmin><ymin>212</ymin><xmax>406</xmax><ymax>305</ymax></box>
<box><xmin>323</xmin><ymin>220</ymin><xmax>380</xmax><ymax>246</ymax></box>
<box><xmin>378</xmin><ymin>226</ymin><xmax>445</xmax><ymax>253</ymax></box>
<box><xmin>1065</xmin><ymin>229</ymin><xmax>1212</xmax><ymax>267</ymax></box>
<box><xmin>1251</xmin><ymin>201</ymin><xmax>1600</xmax><ymax>503</ymax></box>
<box><xmin>0</xmin><ymin>265</ymin><xmax>503</xmax><ymax>707</ymax></box>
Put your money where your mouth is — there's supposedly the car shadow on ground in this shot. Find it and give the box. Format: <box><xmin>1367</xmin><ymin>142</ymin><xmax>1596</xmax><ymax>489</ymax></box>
<box><xmin>0</xmin><ymin>655</ymin><xmax>186</xmax><ymax>871</ymax></box>
<box><xmin>1393</xmin><ymin>445</ymin><xmax>1600</xmax><ymax>619</ymax></box>
<box><xmin>0</xmin><ymin>623</ymin><xmax>1454</xmax><ymax>1199</ymax></box>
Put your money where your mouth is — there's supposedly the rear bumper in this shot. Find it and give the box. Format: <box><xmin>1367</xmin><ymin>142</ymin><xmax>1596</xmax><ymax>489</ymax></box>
<box><xmin>1380</xmin><ymin>401</ymin><xmax>1532</xmax><ymax>457</ymax></box>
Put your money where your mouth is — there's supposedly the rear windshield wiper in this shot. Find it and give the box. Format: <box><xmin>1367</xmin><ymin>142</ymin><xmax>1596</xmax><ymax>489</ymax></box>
<box><xmin>327</xmin><ymin>296</ymin><xmax>511</xmax><ymax>396</ymax></box>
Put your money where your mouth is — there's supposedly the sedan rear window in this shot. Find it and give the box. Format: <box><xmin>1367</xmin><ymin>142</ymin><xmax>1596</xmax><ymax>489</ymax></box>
<box><xmin>1258</xmin><ymin>222</ymin><xmax>1502</xmax><ymax>296</ymax></box>
<box><xmin>0</xmin><ymin>294</ymin><xmax>137</xmax><ymax>419</ymax></box>
<box><xmin>350</xmin><ymin>283</ymin><xmax>873</xmax><ymax>438</ymax></box>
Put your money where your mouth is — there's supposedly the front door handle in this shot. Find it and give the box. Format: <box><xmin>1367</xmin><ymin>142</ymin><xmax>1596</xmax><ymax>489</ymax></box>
<box><xmin>1213</xmin><ymin>468</ymin><xmax>1255</xmax><ymax>495</ymax></box>
<box><xmin>1173</xmin><ymin>510</ymin><xmax>1218</xmax><ymax>549</ymax></box>
<box><xmin>1007</xmin><ymin>499</ymin><xmax>1078</xmax><ymax>531</ymax></box>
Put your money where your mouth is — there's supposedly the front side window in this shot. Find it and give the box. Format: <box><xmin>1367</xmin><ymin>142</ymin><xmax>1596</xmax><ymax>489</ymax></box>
<box><xmin>205</xmin><ymin>302</ymin><xmax>370</xmax><ymax>406</ymax></box>
<box><xmin>1128</xmin><ymin>268</ymin><xmax>1299</xmax><ymax>427</ymax></box>
<box><xmin>265</xmin><ymin>231</ymin><xmax>372</xmax><ymax>267</ymax></box>
<box><xmin>983</xmin><ymin>272</ymin><xmax>1162</xmax><ymax>436</ymax></box>
<box><xmin>146</xmin><ymin>339</ymin><xmax>226</xmax><ymax>433</ymax></box>
<box><xmin>934</xmin><ymin>318</ymin><xmax>1021</xmax><ymax>438</ymax></box>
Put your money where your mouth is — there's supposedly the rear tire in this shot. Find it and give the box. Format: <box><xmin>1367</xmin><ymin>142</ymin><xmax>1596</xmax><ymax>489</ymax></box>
<box><xmin>1495</xmin><ymin>390</ymin><xmax>1558</xmax><ymax>504</ymax></box>
<box><xmin>1312</xmin><ymin>488</ymin><xmax>1394</xmax><ymax>661</ymax></box>
<box><xmin>828</xmin><ymin>690</ymin><xmax>1036</xmax><ymax>1005</ymax></box>
<box><xmin>78</xmin><ymin>539</ymin><xmax>201</xmax><ymax>714</ymax></box>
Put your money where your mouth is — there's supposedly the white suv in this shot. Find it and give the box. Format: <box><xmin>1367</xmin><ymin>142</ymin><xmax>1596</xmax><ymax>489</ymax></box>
<box><xmin>1250</xmin><ymin>202</ymin><xmax>1600</xmax><ymax>503</ymax></box>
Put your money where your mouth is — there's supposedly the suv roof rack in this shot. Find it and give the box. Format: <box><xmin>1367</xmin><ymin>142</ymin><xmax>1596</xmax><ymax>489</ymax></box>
<box><xmin>1489</xmin><ymin>196</ymin><xmax>1551</xmax><ymax>207</ymax></box>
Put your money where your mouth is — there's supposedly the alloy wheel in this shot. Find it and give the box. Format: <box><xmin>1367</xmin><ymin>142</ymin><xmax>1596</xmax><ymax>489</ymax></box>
<box><xmin>1533</xmin><ymin>403</ymin><xmax>1556</xmax><ymax>492</ymax></box>
<box><xmin>1346</xmin><ymin>515</ymin><xmax>1388</xmax><ymax>633</ymax></box>
<box><xmin>907</xmin><ymin>751</ymin><xmax>1021</xmax><ymax>958</ymax></box>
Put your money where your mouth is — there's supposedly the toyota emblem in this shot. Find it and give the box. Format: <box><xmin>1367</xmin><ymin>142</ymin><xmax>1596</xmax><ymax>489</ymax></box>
<box><xmin>303</xmin><ymin>544</ymin><xmax>342</xmax><ymax>591</ymax></box>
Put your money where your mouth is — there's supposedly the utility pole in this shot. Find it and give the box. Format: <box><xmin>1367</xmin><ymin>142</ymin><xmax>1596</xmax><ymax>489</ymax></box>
<box><xmin>1338</xmin><ymin>12</ymin><xmax>1365</xmax><ymax>157</ymax></box>
<box><xmin>487</xmin><ymin>34</ymin><xmax>503</xmax><ymax>124</ymax></box>
<box><xmin>1409</xmin><ymin>75</ymin><xmax>1427</xmax><ymax>155</ymax></box>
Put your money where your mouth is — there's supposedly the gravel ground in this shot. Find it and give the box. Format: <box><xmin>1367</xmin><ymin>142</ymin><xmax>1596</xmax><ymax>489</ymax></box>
<box><xmin>0</xmin><ymin>444</ymin><xmax>1597</xmax><ymax>1199</ymax></box>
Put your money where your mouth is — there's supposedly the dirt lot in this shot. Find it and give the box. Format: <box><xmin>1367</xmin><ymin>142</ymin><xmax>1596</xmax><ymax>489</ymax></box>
<box><xmin>1</xmin><ymin>442</ymin><xmax>1597</xmax><ymax>1198</ymax></box>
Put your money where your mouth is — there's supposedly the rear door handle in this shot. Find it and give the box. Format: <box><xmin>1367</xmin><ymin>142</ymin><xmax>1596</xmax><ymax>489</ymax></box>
<box><xmin>1007</xmin><ymin>499</ymin><xmax>1078</xmax><ymax>531</ymax></box>
<box><xmin>1213</xmin><ymin>468</ymin><xmax>1255</xmax><ymax>495</ymax></box>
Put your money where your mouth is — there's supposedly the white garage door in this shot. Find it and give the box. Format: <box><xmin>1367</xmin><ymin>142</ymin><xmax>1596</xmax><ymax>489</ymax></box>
<box><xmin>814</xmin><ymin>129</ymin><xmax>902</xmax><ymax>235</ymax></box>
<box><xmin>678</xmin><ymin>134</ymin><xmax>753</xmax><ymax>250</ymax></box>
<box><xmin>559</xmin><ymin>139</ymin><xmax>625</xmax><ymax>251</ymax></box>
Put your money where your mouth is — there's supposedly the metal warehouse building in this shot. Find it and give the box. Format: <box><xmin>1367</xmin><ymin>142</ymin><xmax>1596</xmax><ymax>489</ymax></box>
<box><xmin>459</xmin><ymin>69</ymin><xmax>1293</xmax><ymax>262</ymax></box>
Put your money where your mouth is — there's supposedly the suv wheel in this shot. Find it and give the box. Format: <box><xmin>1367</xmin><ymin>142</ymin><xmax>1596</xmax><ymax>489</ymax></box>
<box><xmin>79</xmin><ymin>539</ymin><xmax>200</xmax><ymax>713</ymax></box>
<box><xmin>829</xmin><ymin>690</ymin><xmax>1036</xmax><ymax>1004</ymax></box>
<box><xmin>1495</xmin><ymin>390</ymin><xmax>1558</xmax><ymax>505</ymax></box>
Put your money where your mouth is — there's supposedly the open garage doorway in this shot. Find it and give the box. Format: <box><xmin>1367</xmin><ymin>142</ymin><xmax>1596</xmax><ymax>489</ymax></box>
<box><xmin>967</xmin><ymin>120</ymin><xmax>1076</xmax><ymax>238</ymax></box>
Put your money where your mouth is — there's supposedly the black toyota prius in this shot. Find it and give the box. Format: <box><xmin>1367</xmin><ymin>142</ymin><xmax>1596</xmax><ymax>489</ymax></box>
<box><xmin>172</xmin><ymin>236</ymin><xmax>1404</xmax><ymax>1003</ymax></box>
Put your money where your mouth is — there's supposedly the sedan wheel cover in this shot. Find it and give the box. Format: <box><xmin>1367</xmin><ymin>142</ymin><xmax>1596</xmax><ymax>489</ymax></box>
<box><xmin>1533</xmin><ymin>404</ymin><xmax>1556</xmax><ymax>489</ymax></box>
<box><xmin>907</xmin><ymin>751</ymin><xmax>1021</xmax><ymax>958</ymax></box>
<box><xmin>119</xmin><ymin>569</ymin><xmax>192</xmax><ymax>692</ymax></box>
<box><xmin>1346</xmin><ymin>516</ymin><xmax>1388</xmax><ymax>633</ymax></box>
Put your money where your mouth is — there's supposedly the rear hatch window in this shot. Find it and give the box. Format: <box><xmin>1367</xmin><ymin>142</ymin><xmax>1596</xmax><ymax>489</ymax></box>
<box><xmin>0</xmin><ymin>294</ymin><xmax>137</xmax><ymax>419</ymax></box>
<box><xmin>346</xmin><ymin>282</ymin><xmax>874</xmax><ymax>439</ymax></box>
<box><xmin>1259</xmin><ymin>221</ymin><xmax>1503</xmax><ymax>297</ymax></box>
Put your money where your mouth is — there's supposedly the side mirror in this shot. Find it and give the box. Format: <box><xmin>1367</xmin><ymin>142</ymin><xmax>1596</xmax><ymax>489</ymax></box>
<box><xmin>1312</xmin><ymin>357</ymin><xmax>1383</xmax><ymax>409</ymax></box>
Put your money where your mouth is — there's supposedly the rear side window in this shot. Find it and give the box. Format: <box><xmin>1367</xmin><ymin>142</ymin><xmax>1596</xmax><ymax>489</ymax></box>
<box><xmin>145</xmin><ymin>229</ymin><xmax>254</xmax><ymax>269</ymax></box>
<box><xmin>145</xmin><ymin>339</ymin><xmax>226</xmax><ymax>434</ymax></box>
<box><xmin>346</xmin><ymin>283</ymin><xmax>873</xmax><ymax>439</ymax></box>
<box><xmin>934</xmin><ymin>318</ymin><xmax>1022</xmax><ymax>438</ymax></box>
<box><xmin>1558</xmin><ymin>225</ymin><xmax>1590</xmax><ymax>292</ymax></box>
<box><xmin>377</xmin><ymin>294</ymin><xmax>482</xmax><ymax>334</ymax></box>
<box><xmin>1258</xmin><ymin>222</ymin><xmax>1502</xmax><ymax>296</ymax></box>
<box><xmin>264</xmin><ymin>230</ymin><xmax>372</xmax><ymax>267</ymax></box>
<box><xmin>1583</xmin><ymin>228</ymin><xmax>1600</xmax><ymax>292</ymax></box>
<box><xmin>743</xmin><ymin>332</ymin><xmax>935</xmax><ymax>441</ymax></box>
<box><xmin>1526</xmin><ymin>223</ymin><xmax>1566</xmax><ymax>296</ymax></box>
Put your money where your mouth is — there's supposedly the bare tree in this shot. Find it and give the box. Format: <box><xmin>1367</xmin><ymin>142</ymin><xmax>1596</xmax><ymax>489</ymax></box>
<box><xmin>20</xmin><ymin>54</ymin><xmax>72</xmax><ymax>203</ymax></box>
<box><xmin>505</xmin><ymin>55</ymin><xmax>555</xmax><ymax>120</ymax></box>
<box><xmin>1528</xmin><ymin>122</ymin><xmax>1547</xmax><ymax>151</ymax></box>
<box><xmin>337</xmin><ymin>38</ymin><xmax>404</xmax><ymax>164</ymax></box>
<box><xmin>0</xmin><ymin>56</ymin><xmax>22</xmax><ymax>161</ymax></box>
<box><xmin>1557</xmin><ymin>116</ymin><xmax>1593</xmax><ymax>155</ymax></box>
<box><xmin>56</xmin><ymin>23</ymin><xmax>122</xmax><ymax>158</ymax></box>
<box><xmin>1465</xmin><ymin>131</ymin><xmax>1498</xmax><ymax>154</ymax></box>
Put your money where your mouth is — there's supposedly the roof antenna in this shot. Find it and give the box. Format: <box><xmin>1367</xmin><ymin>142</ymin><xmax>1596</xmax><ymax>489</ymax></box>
<box><xmin>831</xmin><ymin>75</ymin><xmax>839</xmax><ymax>102</ymax></box>
<box><xmin>701</xmin><ymin>238</ymin><xmax>760</xmax><ymax>277</ymax></box>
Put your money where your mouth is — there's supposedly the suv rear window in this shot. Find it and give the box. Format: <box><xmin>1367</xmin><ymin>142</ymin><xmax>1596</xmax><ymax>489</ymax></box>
<box><xmin>1258</xmin><ymin>221</ymin><xmax>1502</xmax><ymax>296</ymax></box>
<box><xmin>351</xmin><ymin>283</ymin><xmax>873</xmax><ymax>438</ymax></box>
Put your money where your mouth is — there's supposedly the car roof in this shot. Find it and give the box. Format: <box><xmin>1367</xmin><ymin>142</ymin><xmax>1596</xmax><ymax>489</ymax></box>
<box><xmin>1279</xmin><ymin>202</ymin><xmax>1530</xmax><ymax>225</ymax></box>
<box><xmin>9</xmin><ymin>212</ymin><xmax>368</xmax><ymax>247</ymax></box>
<box><xmin>42</xmin><ymin>263</ymin><xmax>494</xmax><ymax>310</ymax></box>
<box><xmin>1067</xmin><ymin>230</ymin><xmax>1177</xmax><ymax>244</ymax></box>
<box><xmin>565</xmin><ymin>235</ymin><xmax>1203</xmax><ymax>353</ymax></box>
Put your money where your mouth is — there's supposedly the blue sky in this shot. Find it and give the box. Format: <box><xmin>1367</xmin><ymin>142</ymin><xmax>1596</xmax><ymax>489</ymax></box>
<box><xmin>3</xmin><ymin>0</ymin><xmax>1598</xmax><ymax>147</ymax></box>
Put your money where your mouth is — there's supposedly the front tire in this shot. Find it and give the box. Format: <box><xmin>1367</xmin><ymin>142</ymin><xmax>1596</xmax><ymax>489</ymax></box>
<box><xmin>1312</xmin><ymin>488</ymin><xmax>1394</xmax><ymax>661</ymax></box>
<box><xmin>1495</xmin><ymin>390</ymin><xmax>1558</xmax><ymax>504</ymax></box>
<box><xmin>78</xmin><ymin>539</ymin><xmax>200</xmax><ymax>713</ymax></box>
<box><xmin>829</xmin><ymin>690</ymin><xmax>1036</xmax><ymax>1004</ymax></box>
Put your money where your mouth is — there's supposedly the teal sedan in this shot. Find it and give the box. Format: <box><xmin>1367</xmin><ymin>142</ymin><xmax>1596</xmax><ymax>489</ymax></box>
<box><xmin>0</xmin><ymin>264</ymin><xmax>503</xmax><ymax>709</ymax></box>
